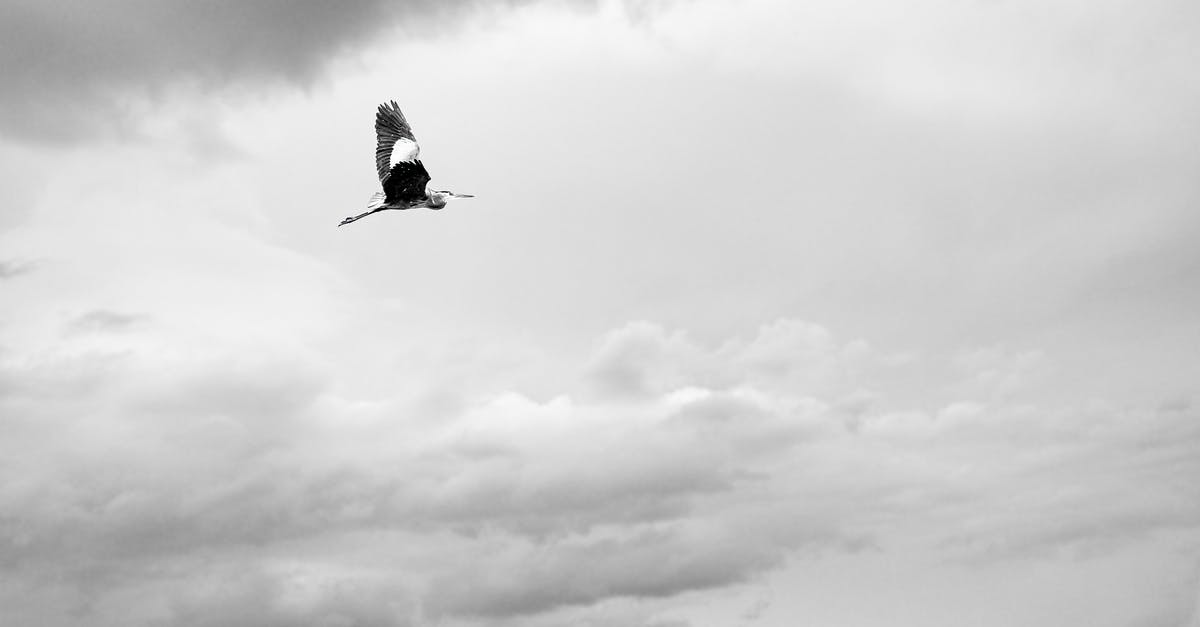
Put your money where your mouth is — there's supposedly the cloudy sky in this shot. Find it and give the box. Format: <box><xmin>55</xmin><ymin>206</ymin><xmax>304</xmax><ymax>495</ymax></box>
<box><xmin>2</xmin><ymin>0</ymin><xmax>1199</xmax><ymax>625</ymax></box>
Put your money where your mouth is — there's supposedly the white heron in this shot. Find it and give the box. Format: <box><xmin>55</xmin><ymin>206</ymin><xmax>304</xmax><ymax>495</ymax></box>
<box><xmin>339</xmin><ymin>101</ymin><xmax>473</xmax><ymax>226</ymax></box>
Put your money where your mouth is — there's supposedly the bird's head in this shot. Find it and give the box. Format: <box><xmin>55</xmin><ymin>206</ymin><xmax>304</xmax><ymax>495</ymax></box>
<box><xmin>427</xmin><ymin>189</ymin><xmax>474</xmax><ymax>209</ymax></box>
<box><xmin>434</xmin><ymin>190</ymin><xmax>474</xmax><ymax>200</ymax></box>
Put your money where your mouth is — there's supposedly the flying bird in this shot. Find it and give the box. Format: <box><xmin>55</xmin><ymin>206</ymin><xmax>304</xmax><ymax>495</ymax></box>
<box><xmin>339</xmin><ymin>101</ymin><xmax>473</xmax><ymax>226</ymax></box>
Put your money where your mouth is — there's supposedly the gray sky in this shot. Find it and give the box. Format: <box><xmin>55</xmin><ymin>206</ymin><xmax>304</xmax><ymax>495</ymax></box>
<box><xmin>2</xmin><ymin>1</ymin><xmax>1199</xmax><ymax>625</ymax></box>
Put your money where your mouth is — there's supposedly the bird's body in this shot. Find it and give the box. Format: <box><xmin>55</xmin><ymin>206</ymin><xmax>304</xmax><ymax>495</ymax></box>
<box><xmin>339</xmin><ymin>101</ymin><xmax>472</xmax><ymax>226</ymax></box>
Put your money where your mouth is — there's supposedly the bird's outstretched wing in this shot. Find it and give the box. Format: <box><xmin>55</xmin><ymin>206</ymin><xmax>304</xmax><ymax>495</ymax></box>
<box><xmin>375</xmin><ymin>101</ymin><xmax>431</xmax><ymax>204</ymax></box>
<box><xmin>383</xmin><ymin>159</ymin><xmax>431</xmax><ymax>204</ymax></box>
<box><xmin>375</xmin><ymin>101</ymin><xmax>420</xmax><ymax>182</ymax></box>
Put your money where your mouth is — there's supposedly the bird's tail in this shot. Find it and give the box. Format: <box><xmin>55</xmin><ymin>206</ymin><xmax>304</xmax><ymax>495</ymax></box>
<box><xmin>338</xmin><ymin>192</ymin><xmax>387</xmax><ymax>227</ymax></box>
<box><xmin>365</xmin><ymin>191</ymin><xmax>387</xmax><ymax>210</ymax></box>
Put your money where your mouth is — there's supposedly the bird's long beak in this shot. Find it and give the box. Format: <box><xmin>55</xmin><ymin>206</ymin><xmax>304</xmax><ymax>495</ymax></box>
<box><xmin>451</xmin><ymin>193</ymin><xmax>474</xmax><ymax>199</ymax></box>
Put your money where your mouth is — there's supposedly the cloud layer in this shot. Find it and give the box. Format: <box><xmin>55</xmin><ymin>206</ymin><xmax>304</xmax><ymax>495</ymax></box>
<box><xmin>1</xmin><ymin>312</ymin><xmax>1197</xmax><ymax>626</ymax></box>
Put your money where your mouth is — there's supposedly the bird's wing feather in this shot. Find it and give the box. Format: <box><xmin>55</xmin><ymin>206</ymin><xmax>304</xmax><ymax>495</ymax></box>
<box><xmin>375</xmin><ymin>101</ymin><xmax>420</xmax><ymax>183</ymax></box>
<box><xmin>383</xmin><ymin>159</ymin><xmax>432</xmax><ymax>204</ymax></box>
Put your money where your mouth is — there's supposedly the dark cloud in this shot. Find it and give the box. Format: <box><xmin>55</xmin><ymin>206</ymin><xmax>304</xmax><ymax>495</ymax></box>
<box><xmin>0</xmin><ymin>0</ymin><xmax>590</xmax><ymax>142</ymax></box>
<box><xmin>64</xmin><ymin>310</ymin><xmax>147</xmax><ymax>335</ymax></box>
<box><xmin>0</xmin><ymin>0</ymin><xmax>369</xmax><ymax>140</ymax></box>
<box><xmin>0</xmin><ymin>259</ymin><xmax>36</xmax><ymax>279</ymax></box>
<box><xmin>161</xmin><ymin>569</ymin><xmax>411</xmax><ymax>627</ymax></box>
<box><xmin>426</xmin><ymin>527</ymin><xmax>788</xmax><ymax>618</ymax></box>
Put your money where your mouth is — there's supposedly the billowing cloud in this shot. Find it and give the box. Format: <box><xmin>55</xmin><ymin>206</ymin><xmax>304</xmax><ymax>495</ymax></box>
<box><xmin>2</xmin><ymin>310</ymin><xmax>1197</xmax><ymax>625</ymax></box>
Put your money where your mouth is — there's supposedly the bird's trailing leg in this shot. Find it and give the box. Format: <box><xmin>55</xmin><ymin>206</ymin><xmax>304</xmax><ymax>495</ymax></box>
<box><xmin>339</xmin><ymin>208</ymin><xmax>382</xmax><ymax>227</ymax></box>
<box><xmin>340</xmin><ymin>192</ymin><xmax>390</xmax><ymax>226</ymax></box>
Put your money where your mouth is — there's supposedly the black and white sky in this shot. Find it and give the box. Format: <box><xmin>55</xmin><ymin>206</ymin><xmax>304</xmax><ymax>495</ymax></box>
<box><xmin>2</xmin><ymin>1</ymin><xmax>1200</xmax><ymax>625</ymax></box>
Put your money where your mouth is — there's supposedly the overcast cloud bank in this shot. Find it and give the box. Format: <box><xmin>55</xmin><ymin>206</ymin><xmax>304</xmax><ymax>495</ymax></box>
<box><xmin>2</xmin><ymin>0</ymin><xmax>1199</xmax><ymax>625</ymax></box>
